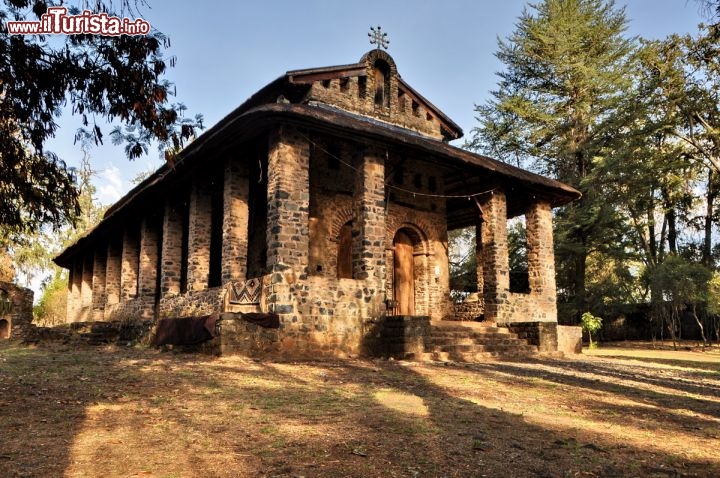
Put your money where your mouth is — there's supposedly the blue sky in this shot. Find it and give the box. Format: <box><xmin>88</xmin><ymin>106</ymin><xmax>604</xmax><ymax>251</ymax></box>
<box><xmin>45</xmin><ymin>0</ymin><xmax>707</xmax><ymax>204</ymax></box>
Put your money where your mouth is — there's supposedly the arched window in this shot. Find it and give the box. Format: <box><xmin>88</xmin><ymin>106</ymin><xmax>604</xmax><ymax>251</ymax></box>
<box><xmin>373</xmin><ymin>60</ymin><xmax>391</xmax><ymax>108</ymax></box>
<box><xmin>337</xmin><ymin>221</ymin><xmax>353</xmax><ymax>279</ymax></box>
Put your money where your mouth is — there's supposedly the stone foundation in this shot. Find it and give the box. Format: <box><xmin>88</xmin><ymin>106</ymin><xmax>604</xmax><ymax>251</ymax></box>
<box><xmin>362</xmin><ymin>315</ymin><xmax>430</xmax><ymax>358</ymax></box>
<box><xmin>557</xmin><ymin>325</ymin><xmax>582</xmax><ymax>354</ymax></box>
<box><xmin>505</xmin><ymin>321</ymin><xmax>558</xmax><ymax>353</ymax></box>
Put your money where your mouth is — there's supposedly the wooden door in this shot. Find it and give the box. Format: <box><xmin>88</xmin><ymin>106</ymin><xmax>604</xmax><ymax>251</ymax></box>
<box><xmin>393</xmin><ymin>231</ymin><xmax>415</xmax><ymax>315</ymax></box>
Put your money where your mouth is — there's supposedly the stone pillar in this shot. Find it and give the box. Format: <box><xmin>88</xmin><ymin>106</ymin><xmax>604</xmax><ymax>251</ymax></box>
<box><xmin>475</xmin><ymin>219</ymin><xmax>484</xmax><ymax>294</ymax></box>
<box><xmin>481</xmin><ymin>190</ymin><xmax>510</xmax><ymax>323</ymax></box>
<box><xmin>121</xmin><ymin>226</ymin><xmax>140</xmax><ymax>300</ymax></box>
<box><xmin>221</xmin><ymin>158</ymin><xmax>249</xmax><ymax>284</ymax></box>
<box><xmin>187</xmin><ymin>178</ymin><xmax>212</xmax><ymax>291</ymax></box>
<box><xmin>265</xmin><ymin>125</ymin><xmax>310</xmax><ymax>319</ymax></box>
<box><xmin>266</xmin><ymin>126</ymin><xmax>310</xmax><ymax>271</ymax></box>
<box><xmin>138</xmin><ymin>215</ymin><xmax>160</xmax><ymax>318</ymax></box>
<box><xmin>91</xmin><ymin>246</ymin><xmax>107</xmax><ymax>321</ymax></box>
<box><xmin>160</xmin><ymin>200</ymin><xmax>184</xmax><ymax>296</ymax></box>
<box><xmin>80</xmin><ymin>253</ymin><xmax>94</xmax><ymax>321</ymax></box>
<box><xmin>105</xmin><ymin>237</ymin><xmax>122</xmax><ymax>306</ymax></box>
<box><xmin>526</xmin><ymin>200</ymin><xmax>557</xmax><ymax>321</ymax></box>
<box><xmin>352</xmin><ymin>148</ymin><xmax>386</xmax><ymax>287</ymax></box>
<box><xmin>67</xmin><ymin>258</ymin><xmax>83</xmax><ymax>322</ymax></box>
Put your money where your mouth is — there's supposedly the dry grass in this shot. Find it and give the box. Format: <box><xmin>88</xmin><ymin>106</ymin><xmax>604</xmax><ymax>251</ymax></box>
<box><xmin>0</xmin><ymin>340</ymin><xmax>719</xmax><ymax>477</ymax></box>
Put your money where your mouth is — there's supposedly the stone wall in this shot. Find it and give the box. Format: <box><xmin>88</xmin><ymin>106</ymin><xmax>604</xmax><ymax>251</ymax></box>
<box><xmin>0</xmin><ymin>281</ymin><xmax>33</xmax><ymax>340</ymax></box>
<box><xmin>453</xmin><ymin>294</ymin><xmax>484</xmax><ymax>321</ymax></box>
<box><xmin>507</xmin><ymin>322</ymin><xmax>558</xmax><ymax>353</ymax></box>
<box><xmin>306</xmin><ymin>49</ymin><xmax>444</xmax><ymax>140</ymax></box>
<box><xmin>158</xmin><ymin>287</ymin><xmax>226</xmax><ymax>318</ymax></box>
<box><xmin>557</xmin><ymin>325</ymin><xmax>582</xmax><ymax>354</ymax></box>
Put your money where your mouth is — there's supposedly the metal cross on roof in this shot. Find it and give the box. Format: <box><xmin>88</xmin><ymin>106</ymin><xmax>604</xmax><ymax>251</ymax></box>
<box><xmin>368</xmin><ymin>26</ymin><xmax>390</xmax><ymax>50</ymax></box>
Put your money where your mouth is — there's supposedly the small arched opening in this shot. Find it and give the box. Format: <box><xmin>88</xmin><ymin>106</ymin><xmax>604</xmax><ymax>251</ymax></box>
<box><xmin>373</xmin><ymin>59</ymin><xmax>391</xmax><ymax>108</ymax></box>
<box><xmin>0</xmin><ymin>319</ymin><xmax>9</xmax><ymax>339</ymax></box>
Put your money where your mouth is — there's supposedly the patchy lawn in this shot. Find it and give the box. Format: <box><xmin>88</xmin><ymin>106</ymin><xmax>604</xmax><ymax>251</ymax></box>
<box><xmin>0</xmin><ymin>341</ymin><xmax>718</xmax><ymax>478</ymax></box>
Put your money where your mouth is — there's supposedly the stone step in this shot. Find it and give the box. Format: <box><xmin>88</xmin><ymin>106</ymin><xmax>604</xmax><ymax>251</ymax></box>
<box><xmin>428</xmin><ymin>343</ymin><xmax>538</xmax><ymax>354</ymax></box>
<box><xmin>431</xmin><ymin>325</ymin><xmax>511</xmax><ymax>334</ymax></box>
<box><xmin>427</xmin><ymin>333</ymin><xmax>521</xmax><ymax>344</ymax></box>
<box><xmin>416</xmin><ymin>322</ymin><xmax>541</xmax><ymax>362</ymax></box>
<box><xmin>420</xmin><ymin>345</ymin><xmax>538</xmax><ymax>362</ymax></box>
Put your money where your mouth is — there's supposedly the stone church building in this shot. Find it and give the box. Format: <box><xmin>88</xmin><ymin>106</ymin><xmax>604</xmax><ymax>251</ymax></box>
<box><xmin>55</xmin><ymin>48</ymin><xmax>580</xmax><ymax>357</ymax></box>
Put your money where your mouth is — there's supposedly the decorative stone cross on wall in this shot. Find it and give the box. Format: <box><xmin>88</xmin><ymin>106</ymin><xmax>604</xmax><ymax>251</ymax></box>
<box><xmin>368</xmin><ymin>26</ymin><xmax>390</xmax><ymax>50</ymax></box>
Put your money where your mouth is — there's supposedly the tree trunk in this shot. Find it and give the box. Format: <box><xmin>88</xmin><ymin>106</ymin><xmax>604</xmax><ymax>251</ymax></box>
<box><xmin>692</xmin><ymin>303</ymin><xmax>707</xmax><ymax>345</ymax></box>
<box><xmin>703</xmin><ymin>168</ymin><xmax>715</xmax><ymax>267</ymax></box>
<box><xmin>574</xmin><ymin>243</ymin><xmax>587</xmax><ymax>321</ymax></box>
<box><xmin>666</xmin><ymin>208</ymin><xmax>678</xmax><ymax>255</ymax></box>
<box><xmin>661</xmin><ymin>186</ymin><xmax>677</xmax><ymax>254</ymax></box>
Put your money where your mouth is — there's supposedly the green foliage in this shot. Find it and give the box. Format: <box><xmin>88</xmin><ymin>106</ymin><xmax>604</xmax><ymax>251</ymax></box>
<box><xmin>707</xmin><ymin>272</ymin><xmax>720</xmax><ymax>316</ymax></box>
<box><xmin>469</xmin><ymin>0</ymin><xmax>636</xmax><ymax>320</ymax></box>
<box><xmin>646</xmin><ymin>255</ymin><xmax>712</xmax><ymax>345</ymax></box>
<box><xmin>0</xmin><ymin>0</ymin><xmax>202</xmax><ymax>235</ymax></box>
<box><xmin>448</xmin><ymin>227</ymin><xmax>477</xmax><ymax>298</ymax></box>
<box><xmin>580</xmin><ymin>312</ymin><xmax>603</xmax><ymax>347</ymax></box>
<box><xmin>33</xmin><ymin>269</ymin><xmax>67</xmax><ymax>326</ymax></box>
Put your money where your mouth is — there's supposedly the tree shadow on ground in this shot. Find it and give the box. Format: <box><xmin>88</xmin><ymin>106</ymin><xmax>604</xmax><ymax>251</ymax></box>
<box><xmin>471</xmin><ymin>355</ymin><xmax>720</xmax><ymax>422</ymax></box>
<box><xmin>1</xmin><ymin>342</ymin><xmax>719</xmax><ymax>477</ymax></box>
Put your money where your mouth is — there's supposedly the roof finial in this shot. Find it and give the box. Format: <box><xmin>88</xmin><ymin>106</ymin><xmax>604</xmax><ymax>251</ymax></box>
<box><xmin>368</xmin><ymin>26</ymin><xmax>390</xmax><ymax>50</ymax></box>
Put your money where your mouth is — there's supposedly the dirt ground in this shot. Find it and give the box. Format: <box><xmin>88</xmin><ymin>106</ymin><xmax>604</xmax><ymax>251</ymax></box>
<box><xmin>0</xmin><ymin>340</ymin><xmax>718</xmax><ymax>478</ymax></box>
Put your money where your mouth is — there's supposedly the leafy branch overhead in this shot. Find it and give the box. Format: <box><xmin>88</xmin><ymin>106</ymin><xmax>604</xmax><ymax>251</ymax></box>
<box><xmin>0</xmin><ymin>0</ymin><xmax>203</xmax><ymax>234</ymax></box>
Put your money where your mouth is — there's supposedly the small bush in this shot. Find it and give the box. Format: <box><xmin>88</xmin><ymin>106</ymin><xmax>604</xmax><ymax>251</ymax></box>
<box><xmin>581</xmin><ymin>312</ymin><xmax>603</xmax><ymax>348</ymax></box>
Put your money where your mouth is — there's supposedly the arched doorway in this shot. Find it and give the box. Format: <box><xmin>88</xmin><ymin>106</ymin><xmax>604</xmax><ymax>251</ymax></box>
<box><xmin>0</xmin><ymin>319</ymin><xmax>9</xmax><ymax>339</ymax></box>
<box><xmin>393</xmin><ymin>230</ymin><xmax>415</xmax><ymax>315</ymax></box>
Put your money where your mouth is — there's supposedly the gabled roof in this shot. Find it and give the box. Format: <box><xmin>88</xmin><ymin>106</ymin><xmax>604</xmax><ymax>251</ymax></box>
<box><xmin>54</xmin><ymin>101</ymin><xmax>580</xmax><ymax>267</ymax></box>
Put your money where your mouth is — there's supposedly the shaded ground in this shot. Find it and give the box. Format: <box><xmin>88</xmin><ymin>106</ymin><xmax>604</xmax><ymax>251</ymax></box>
<box><xmin>0</xmin><ymin>340</ymin><xmax>719</xmax><ymax>478</ymax></box>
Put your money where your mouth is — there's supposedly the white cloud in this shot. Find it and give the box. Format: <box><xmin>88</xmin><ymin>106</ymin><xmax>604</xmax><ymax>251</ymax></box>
<box><xmin>96</xmin><ymin>165</ymin><xmax>126</xmax><ymax>204</ymax></box>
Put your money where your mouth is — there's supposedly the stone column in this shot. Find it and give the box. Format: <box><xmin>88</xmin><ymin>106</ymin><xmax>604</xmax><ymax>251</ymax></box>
<box><xmin>138</xmin><ymin>215</ymin><xmax>160</xmax><ymax>318</ymax></box>
<box><xmin>105</xmin><ymin>237</ymin><xmax>122</xmax><ymax>306</ymax></box>
<box><xmin>91</xmin><ymin>246</ymin><xmax>107</xmax><ymax>321</ymax></box>
<box><xmin>121</xmin><ymin>226</ymin><xmax>140</xmax><ymax>300</ymax></box>
<box><xmin>526</xmin><ymin>200</ymin><xmax>557</xmax><ymax>321</ymax></box>
<box><xmin>80</xmin><ymin>254</ymin><xmax>94</xmax><ymax>321</ymax></box>
<box><xmin>265</xmin><ymin>125</ymin><xmax>310</xmax><ymax>317</ymax></box>
<box><xmin>221</xmin><ymin>158</ymin><xmax>249</xmax><ymax>284</ymax></box>
<box><xmin>481</xmin><ymin>190</ymin><xmax>510</xmax><ymax>323</ymax></box>
<box><xmin>266</xmin><ymin>126</ymin><xmax>310</xmax><ymax>271</ymax></box>
<box><xmin>187</xmin><ymin>178</ymin><xmax>212</xmax><ymax>291</ymax></box>
<box><xmin>475</xmin><ymin>219</ymin><xmax>484</xmax><ymax>294</ymax></box>
<box><xmin>352</xmin><ymin>148</ymin><xmax>386</xmax><ymax>287</ymax></box>
<box><xmin>66</xmin><ymin>258</ymin><xmax>83</xmax><ymax>322</ymax></box>
<box><xmin>160</xmin><ymin>200</ymin><xmax>184</xmax><ymax>296</ymax></box>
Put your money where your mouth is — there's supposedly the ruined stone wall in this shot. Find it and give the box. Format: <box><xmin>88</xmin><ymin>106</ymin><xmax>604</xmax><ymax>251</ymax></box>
<box><xmin>0</xmin><ymin>281</ymin><xmax>33</xmax><ymax>340</ymax></box>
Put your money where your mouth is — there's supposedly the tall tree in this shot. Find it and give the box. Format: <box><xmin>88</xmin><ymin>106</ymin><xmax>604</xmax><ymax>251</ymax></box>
<box><xmin>0</xmin><ymin>0</ymin><xmax>202</xmax><ymax>237</ymax></box>
<box><xmin>468</xmin><ymin>0</ymin><xmax>636</xmax><ymax>320</ymax></box>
